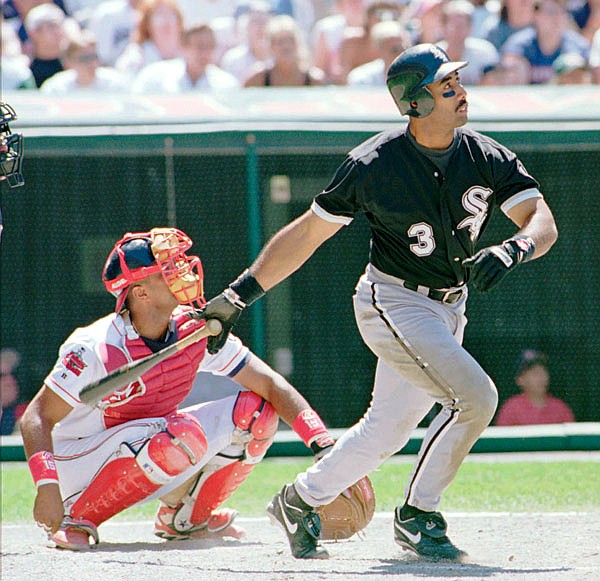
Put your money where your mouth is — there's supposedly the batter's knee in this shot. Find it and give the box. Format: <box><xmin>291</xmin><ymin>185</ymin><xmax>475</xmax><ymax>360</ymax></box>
<box><xmin>467</xmin><ymin>376</ymin><xmax>498</xmax><ymax>424</ymax></box>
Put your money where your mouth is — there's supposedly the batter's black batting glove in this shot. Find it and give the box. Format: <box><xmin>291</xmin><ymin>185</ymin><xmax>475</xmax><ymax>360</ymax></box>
<box><xmin>190</xmin><ymin>269</ymin><xmax>265</xmax><ymax>354</ymax></box>
<box><xmin>463</xmin><ymin>235</ymin><xmax>535</xmax><ymax>292</ymax></box>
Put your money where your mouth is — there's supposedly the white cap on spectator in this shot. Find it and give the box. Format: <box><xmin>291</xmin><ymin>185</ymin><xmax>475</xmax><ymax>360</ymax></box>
<box><xmin>24</xmin><ymin>3</ymin><xmax>65</xmax><ymax>33</ymax></box>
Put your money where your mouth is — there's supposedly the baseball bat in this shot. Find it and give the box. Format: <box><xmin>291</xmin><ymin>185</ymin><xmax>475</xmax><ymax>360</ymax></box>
<box><xmin>78</xmin><ymin>318</ymin><xmax>222</xmax><ymax>406</ymax></box>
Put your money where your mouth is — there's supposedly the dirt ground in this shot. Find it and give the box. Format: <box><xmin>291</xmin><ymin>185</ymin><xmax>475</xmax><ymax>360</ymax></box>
<box><xmin>2</xmin><ymin>511</ymin><xmax>599</xmax><ymax>581</ymax></box>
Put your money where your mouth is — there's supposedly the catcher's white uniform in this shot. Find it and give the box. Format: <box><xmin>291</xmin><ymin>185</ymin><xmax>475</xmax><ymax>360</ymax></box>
<box><xmin>45</xmin><ymin>307</ymin><xmax>250</xmax><ymax>506</ymax></box>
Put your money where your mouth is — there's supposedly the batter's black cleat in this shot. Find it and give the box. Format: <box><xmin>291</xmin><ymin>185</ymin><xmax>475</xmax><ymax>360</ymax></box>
<box><xmin>267</xmin><ymin>484</ymin><xmax>329</xmax><ymax>559</ymax></box>
<box><xmin>394</xmin><ymin>505</ymin><xmax>467</xmax><ymax>561</ymax></box>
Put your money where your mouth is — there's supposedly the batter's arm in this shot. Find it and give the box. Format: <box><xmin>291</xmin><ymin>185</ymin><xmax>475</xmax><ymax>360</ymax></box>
<box><xmin>505</xmin><ymin>197</ymin><xmax>558</xmax><ymax>260</ymax></box>
<box><xmin>20</xmin><ymin>387</ymin><xmax>74</xmax><ymax>533</ymax></box>
<box><xmin>195</xmin><ymin>209</ymin><xmax>343</xmax><ymax>354</ymax></box>
<box><xmin>463</xmin><ymin>196</ymin><xmax>558</xmax><ymax>292</ymax></box>
<box><xmin>251</xmin><ymin>208</ymin><xmax>344</xmax><ymax>291</ymax></box>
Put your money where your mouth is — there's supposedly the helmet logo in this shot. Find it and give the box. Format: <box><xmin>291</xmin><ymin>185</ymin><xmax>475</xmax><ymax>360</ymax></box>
<box><xmin>430</xmin><ymin>45</ymin><xmax>448</xmax><ymax>63</ymax></box>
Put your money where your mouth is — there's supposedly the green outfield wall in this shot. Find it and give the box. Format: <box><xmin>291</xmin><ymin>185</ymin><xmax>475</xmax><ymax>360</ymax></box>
<box><xmin>1</xmin><ymin>87</ymin><xmax>599</xmax><ymax>429</ymax></box>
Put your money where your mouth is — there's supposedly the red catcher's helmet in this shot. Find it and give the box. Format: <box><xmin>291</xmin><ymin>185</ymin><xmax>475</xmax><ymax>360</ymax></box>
<box><xmin>102</xmin><ymin>228</ymin><xmax>204</xmax><ymax>313</ymax></box>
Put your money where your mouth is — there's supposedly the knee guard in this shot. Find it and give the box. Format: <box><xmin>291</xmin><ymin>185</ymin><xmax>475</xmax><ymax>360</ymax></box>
<box><xmin>70</xmin><ymin>413</ymin><xmax>207</xmax><ymax>526</ymax></box>
<box><xmin>161</xmin><ymin>392</ymin><xmax>278</xmax><ymax>533</ymax></box>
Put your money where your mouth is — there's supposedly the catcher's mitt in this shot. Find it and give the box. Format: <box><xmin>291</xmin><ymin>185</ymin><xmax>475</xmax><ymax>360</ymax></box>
<box><xmin>317</xmin><ymin>475</ymin><xmax>375</xmax><ymax>540</ymax></box>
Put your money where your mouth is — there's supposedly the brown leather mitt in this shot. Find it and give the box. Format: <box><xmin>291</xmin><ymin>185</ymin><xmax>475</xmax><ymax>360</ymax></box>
<box><xmin>317</xmin><ymin>475</ymin><xmax>376</xmax><ymax>540</ymax></box>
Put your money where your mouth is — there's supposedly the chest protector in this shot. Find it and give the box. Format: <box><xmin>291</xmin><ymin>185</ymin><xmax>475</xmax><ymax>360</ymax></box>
<box><xmin>100</xmin><ymin>312</ymin><xmax>207</xmax><ymax>428</ymax></box>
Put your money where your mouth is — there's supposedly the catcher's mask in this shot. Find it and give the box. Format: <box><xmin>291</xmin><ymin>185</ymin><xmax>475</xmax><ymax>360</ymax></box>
<box><xmin>0</xmin><ymin>102</ymin><xmax>25</xmax><ymax>188</ymax></box>
<box><xmin>102</xmin><ymin>227</ymin><xmax>204</xmax><ymax>313</ymax></box>
<box><xmin>386</xmin><ymin>44</ymin><xmax>467</xmax><ymax>118</ymax></box>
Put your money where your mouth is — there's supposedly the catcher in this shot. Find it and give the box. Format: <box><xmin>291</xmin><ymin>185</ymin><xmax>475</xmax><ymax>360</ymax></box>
<box><xmin>19</xmin><ymin>227</ymin><xmax>347</xmax><ymax>550</ymax></box>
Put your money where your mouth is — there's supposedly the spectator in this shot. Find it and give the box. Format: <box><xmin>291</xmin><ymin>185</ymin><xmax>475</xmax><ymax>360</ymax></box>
<box><xmin>495</xmin><ymin>349</ymin><xmax>575</xmax><ymax>426</ymax></box>
<box><xmin>132</xmin><ymin>23</ymin><xmax>239</xmax><ymax>92</ymax></box>
<box><xmin>244</xmin><ymin>14</ymin><xmax>325</xmax><ymax>85</ymax></box>
<box><xmin>478</xmin><ymin>54</ymin><xmax>531</xmax><ymax>83</ymax></box>
<box><xmin>551</xmin><ymin>50</ymin><xmax>593</xmax><ymax>81</ymax></box>
<box><xmin>502</xmin><ymin>0</ymin><xmax>590</xmax><ymax>83</ymax></box>
<box><xmin>469</xmin><ymin>0</ymin><xmax>499</xmax><ymax>38</ymax></box>
<box><xmin>2</xmin><ymin>0</ymin><xmax>68</xmax><ymax>51</ymax></box>
<box><xmin>115</xmin><ymin>0</ymin><xmax>184</xmax><ymax>78</ymax></box>
<box><xmin>220</xmin><ymin>0</ymin><xmax>273</xmax><ymax>83</ymax></box>
<box><xmin>337</xmin><ymin>1</ymin><xmax>405</xmax><ymax>84</ymax></box>
<box><xmin>567</xmin><ymin>0</ymin><xmax>600</xmax><ymax>43</ymax></box>
<box><xmin>24</xmin><ymin>2</ymin><xmax>77</xmax><ymax>87</ymax></box>
<box><xmin>312</xmin><ymin>0</ymin><xmax>368</xmax><ymax>85</ymax></box>
<box><xmin>481</xmin><ymin>0</ymin><xmax>536</xmax><ymax>51</ymax></box>
<box><xmin>589</xmin><ymin>24</ymin><xmax>600</xmax><ymax>81</ymax></box>
<box><xmin>437</xmin><ymin>0</ymin><xmax>500</xmax><ymax>84</ymax></box>
<box><xmin>40</xmin><ymin>30</ymin><xmax>129</xmax><ymax>92</ymax></box>
<box><xmin>87</xmin><ymin>0</ymin><xmax>141</xmax><ymax>66</ymax></box>
<box><xmin>347</xmin><ymin>19</ymin><xmax>412</xmax><ymax>85</ymax></box>
<box><xmin>405</xmin><ymin>0</ymin><xmax>446</xmax><ymax>44</ymax></box>
<box><xmin>1</xmin><ymin>18</ymin><xmax>36</xmax><ymax>88</ymax></box>
<box><xmin>270</xmin><ymin>0</ymin><xmax>316</xmax><ymax>43</ymax></box>
<box><xmin>0</xmin><ymin>348</ymin><xmax>21</xmax><ymax>435</ymax></box>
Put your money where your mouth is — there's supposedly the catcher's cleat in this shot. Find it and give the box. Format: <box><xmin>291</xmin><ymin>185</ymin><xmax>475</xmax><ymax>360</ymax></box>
<box><xmin>393</xmin><ymin>506</ymin><xmax>467</xmax><ymax>561</ymax></box>
<box><xmin>154</xmin><ymin>504</ymin><xmax>246</xmax><ymax>541</ymax></box>
<box><xmin>267</xmin><ymin>484</ymin><xmax>329</xmax><ymax>560</ymax></box>
<box><xmin>50</xmin><ymin>517</ymin><xmax>99</xmax><ymax>551</ymax></box>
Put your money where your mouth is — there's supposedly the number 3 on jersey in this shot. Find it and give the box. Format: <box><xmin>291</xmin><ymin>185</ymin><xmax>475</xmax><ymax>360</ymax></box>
<box><xmin>408</xmin><ymin>222</ymin><xmax>436</xmax><ymax>256</ymax></box>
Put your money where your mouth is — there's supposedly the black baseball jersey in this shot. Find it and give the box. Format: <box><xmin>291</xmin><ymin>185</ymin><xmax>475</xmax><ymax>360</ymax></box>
<box><xmin>313</xmin><ymin>126</ymin><xmax>540</xmax><ymax>289</ymax></box>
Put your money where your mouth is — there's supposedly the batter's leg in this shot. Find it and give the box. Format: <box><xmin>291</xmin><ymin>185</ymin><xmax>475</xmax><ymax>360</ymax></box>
<box><xmin>354</xmin><ymin>274</ymin><xmax>498</xmax><ymax>511</ymax></box>
<box><xmin>295</xmin><ymin>359</ymin><xmax>435</xmax><ymax>506</ymax></box>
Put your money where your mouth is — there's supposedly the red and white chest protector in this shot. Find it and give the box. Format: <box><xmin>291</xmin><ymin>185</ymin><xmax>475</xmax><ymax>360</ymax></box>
<box><xmin>46</xmin><ymin>308</ymin><xmax>249</xmax><ymax>441</ymax></box>
<box><xmin>99</xmin><ymin>311</ymin><xmax>207</xmax><ymax>428</ymax></box>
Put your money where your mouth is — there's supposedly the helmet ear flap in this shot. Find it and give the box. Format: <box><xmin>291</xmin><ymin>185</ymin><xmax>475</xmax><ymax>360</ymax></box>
<box><xmin>388</xmin><ymin>83</ymin><xmax>435</xmax><ymax>118</ymax></box>
<box><xmin>407</xmin><ymin>87</ymin><xmax>434</xmax><ymax>118</ymax></box>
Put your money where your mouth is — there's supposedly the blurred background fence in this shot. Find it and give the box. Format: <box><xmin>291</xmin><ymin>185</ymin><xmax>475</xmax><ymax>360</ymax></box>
<box><xmin>1</xmin><ymin>87</ymin><xmax>599</xmax><ymax>428</ymax></box>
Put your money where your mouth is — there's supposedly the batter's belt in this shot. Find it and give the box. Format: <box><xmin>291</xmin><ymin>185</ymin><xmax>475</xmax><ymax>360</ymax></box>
<box><xmin>400</xmin><ymin>280</ymin><xmax>464</xmax><ymax>304</ymax></box>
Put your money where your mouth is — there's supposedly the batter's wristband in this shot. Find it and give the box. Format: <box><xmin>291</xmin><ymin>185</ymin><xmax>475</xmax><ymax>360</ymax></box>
<box><xmin>229</xmin><ymin>269</ymin><xmax>265</xmax><ymax>307</ymax></box>
<box><xmin>28</xmin><ymin>451</ymin><xmax>59</xmax><ymax>488</ymax></box>
<box><xmin>506</xmin><ymin>235</ymin><xmax>535</xmax><ymax>263</ymax></box>
<box><xmin>293</xmin><ymin>409</ymin><xmax>335</xmax><ymax>450</ymax></box>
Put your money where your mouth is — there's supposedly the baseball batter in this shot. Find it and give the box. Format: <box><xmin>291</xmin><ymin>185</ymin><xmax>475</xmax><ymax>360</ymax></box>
<box><xmin>19</xmin><ymin>227</ymin><xmax>335</xmax><ymax>550</ymax></box>
<box><xmin>199</xmin><ymin>44</ymin><xmax>558</xmax><ymax>560</ymax></box>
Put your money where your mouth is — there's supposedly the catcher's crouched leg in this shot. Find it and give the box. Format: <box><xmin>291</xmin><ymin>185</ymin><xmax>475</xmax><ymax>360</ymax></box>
<box><xmin>317</xmin><ymin>475</ymin><xmax>376</xmax><ymax>540</ymax></box>
<box><xmin>53</xmin><ymin>413</ymin><xmax>207</xmax><ymax>550</ymax></box>
<box><xmin>155</xmin><ymin>391</ymin><xmax>278</xmax><ymax>541</ymax></box>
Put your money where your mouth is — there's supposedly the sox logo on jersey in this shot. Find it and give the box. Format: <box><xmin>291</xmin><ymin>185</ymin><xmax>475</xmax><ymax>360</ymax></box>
<box><xmin>457</xmin><ymin>186</ymin><xmax>493</xmax><ymax>242</ymax></box>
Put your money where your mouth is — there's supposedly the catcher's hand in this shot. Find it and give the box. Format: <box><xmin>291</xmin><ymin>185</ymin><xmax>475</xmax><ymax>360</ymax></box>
<box><xmin>317</xmin><ymin>475</ymin><xmax>375</xmax><ymax>541</ymax></box>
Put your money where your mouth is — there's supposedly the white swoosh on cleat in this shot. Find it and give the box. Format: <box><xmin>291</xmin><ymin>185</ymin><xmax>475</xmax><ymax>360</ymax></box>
<box><xmin>278</xmin><ymin>498</ymin><xmax>298</xmax><ymax>534</ymax></box>
<box><xmin>396</xmin><ymin>522</ymin><xmax>421</xmax><ymax>544</ymax></box>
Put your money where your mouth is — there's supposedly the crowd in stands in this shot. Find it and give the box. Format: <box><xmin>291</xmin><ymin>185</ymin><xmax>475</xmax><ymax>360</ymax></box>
<box><xmin>2</xmin><ymin>0</ymin><xmax>599</xmax><ymax>92</ymax></box>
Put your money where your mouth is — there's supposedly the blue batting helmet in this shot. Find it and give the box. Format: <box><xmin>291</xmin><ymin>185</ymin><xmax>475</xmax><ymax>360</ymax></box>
<box><xmin>386</xmin><ymin>44</ymin><xmax>467</xmax><ymax>118</ymax></box>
